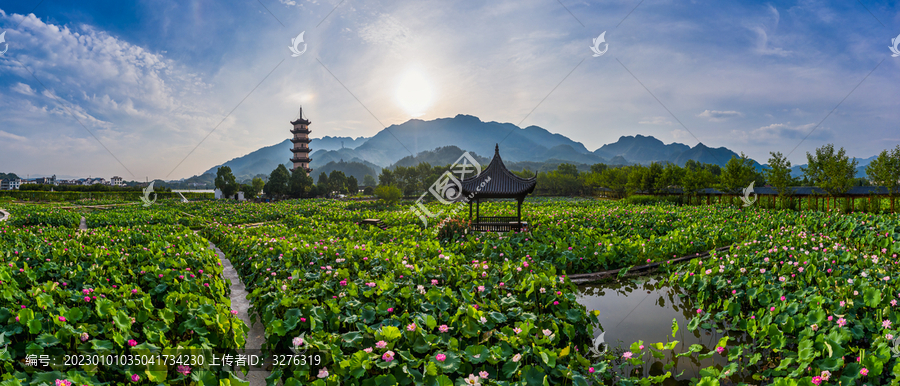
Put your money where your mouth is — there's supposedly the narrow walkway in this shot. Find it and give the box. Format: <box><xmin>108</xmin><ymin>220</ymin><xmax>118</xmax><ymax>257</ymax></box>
<box><xmin>79</xmin><ymin>216</ymin><xmax>87</xmax><ymax>231</ymax></box>
<box><xmin>207</xmin><ymin>239</ymin><xmax>268</xmax><ymax>386</ymax></box>
<box><xmin>0</xmin><ymin>208</ymin><xmax>8</xmax><ymax>222</ymax></box>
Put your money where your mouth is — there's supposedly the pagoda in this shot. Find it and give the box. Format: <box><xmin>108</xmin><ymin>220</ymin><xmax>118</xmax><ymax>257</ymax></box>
<box><xmin>289</xmin><ymin>107</ymin><xmax>313</xmax><ymax>175</ymax></box>
<box><xmin>460</xmin><ymin>144</ymin><xmax>537</xmax><ymax>232</ymax></box>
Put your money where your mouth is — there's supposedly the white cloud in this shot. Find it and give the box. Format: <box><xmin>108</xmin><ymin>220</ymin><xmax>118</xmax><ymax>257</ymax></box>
<box><xmin>11</xmin><ymin>83</ymin><xmax>35</xmax><ymax>96</ymax></box>
<box><xmin>731</xmin><ymin>122</ymin><xmax>831</xmax><ymax>144</ymax></box>
<box><xmin>638</xmin><ymin>116</ymin><xmax>672</xmax><ymax>125</ymax></box>
<box><xmin>0</xmin><ymin>130</ymin><xmax>27</xmax><ymax>141</ymax></box>
<box><xmin>697</xmin><ymin>110</ymin><xmax>744</xmax><ymax>122</ymax></box>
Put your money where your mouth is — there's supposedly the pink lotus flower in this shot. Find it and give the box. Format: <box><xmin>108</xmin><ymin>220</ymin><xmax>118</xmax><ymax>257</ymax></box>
<box><xmin>131</xmin><ymin>374</ymin><xmax>140</xmax><ymax>382</ymax></box>
<box><xmin>382</xmin><ymin>350</ymin><xmax>395</xmax><ymax>362</ymax></box>
<box><xmin>435</xmin><ymin>353</ymin><xmax>446</xmax><ymax>362</ymax></box>
<box><xmin>439</xmin><ymin>325</ymin><xmax>449</xmax><ymax>333</ymax></box>
<box><xmin>407</xmin><ymin>323</ymin><xmax>416</xmax><ymax>332</ymax></box>
<box><xmin>716</xmin><ymin>346</ymin><xmax>725</xmax><ymax>354</ymax></box>
<box><xmin>177</xmin><ymin>365</ymin><xmax>191</xmax><ymax>375</ymax></box>
<box><xmin>860</xmin><ymin>368</ymin><xmax>868</xmax><ymax>376</ymax></box>
<box><xmin>622</xmin><ymin>351</ymin><xmax>633</xmax><ymax>359</ymax></box>
<box><xmin>884</xmin><ymin>319</ymin><xmax>892</xmax><ymax>329</ymax></box>
<box><xmin>811</xmin><ymin>376</ymin><xmax>822</xmax><ymax>385</ymax></box>
<box><xmin>837</xmin><ymin>318</ymin><xmax>847</xmax><ymax>327</ymax></box>
<box><xmin>84</xmin><ymin>297</ymin><xmax>90</xmax><ymax>302</ymax></box>
<box><xmin>589</xmin><ymin>367</ymin><xmax>595</xmax><ymax>373</ymax></box>
<box><xmin>128</xmin><ymin>339</ymin><xmax>138</xmax><ymax>347</ymax></box>
<box><xmin>58</xmin><ymin>316</ymin><xmax>66</xmax><ymax>322</ymax></box>
<box><xmin>376</xmin><ymin>340</ymin><xmax>387</xmax><ymax>349</ymax></box>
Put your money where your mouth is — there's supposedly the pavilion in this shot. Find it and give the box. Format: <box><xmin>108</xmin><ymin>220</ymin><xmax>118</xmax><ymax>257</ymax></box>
<box><xmin>459</xmin><ymin>144</ymin><xmax>537</xmax><ymax>232</ymax></box>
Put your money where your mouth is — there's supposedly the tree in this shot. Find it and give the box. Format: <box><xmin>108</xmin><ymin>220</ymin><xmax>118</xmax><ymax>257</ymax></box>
<box><xmin>378</xmin><ymin>168</ymin><xmax>395</xmax><ymax>187</ymax></box>
<box><xmin>374</xmin><ymin>185</ymin><xmax>402</xmax><ymax>204</ymax></box>
<box><xmin>803</xmin><ymin>144</ymin><xmax>858</xmax><ymax>211</ymax></box>
<box><xmin>866</xmin><ymin>145</ymin><xmax>900</xmax><ymax>212</ymax></box>
<box><xmin>765</xmin><ymin>152</ymin><xmax>795</xmax><ymax>197</ymax></box>
<box><xmin>347</xmin><ymin>175</ymin><xmax>359</xmax><ymax>195</ymax></box>
<box><xmin>243</xmin><ymin>179</ymin><xmax>262</xmax><ymax>199</ymax></box>
<box><xmin>251</xmin><ymin>177</ymin><xmax>265</xmax><ymax>198</ymax></box>
<box><xmin>655</xmin><ymin>163</ymin><xmax>684</xmax><ymax>193</ymax></box>
<box><xmin>290</xmin><ymin>169</ymin><xmax>314</xmax><ymax>198</ymax></box>
<box><xmin>590</xmin><ymin>163</ymin><xmax>608</xmax><ymax>174</ymax></box>
<box><xmin>264</xmin><ymin>164</ymin><xmax>290</xmax><ymax>199</ymax></box>
<box><xmin>317</xmin><ymin>173</ymin><xmax>330</xmax><ymax>197</ymax></box>
<box><xmin>681</xmin><ymin>166</ymin><xmax>716</xmax><ymax>203</ymax></box>
<box><xmin>328</xmin><ymin>170</ymin><xmax>348</xmax><ymax>194</ymax></box>
<box><xmin>557</xmin><ymin>163</ymin><xmax>578</xmax><ymax>177</ymax></box>
<box><xmin>600</xmin><ymin>167</ymin><xmax>629</xmax><ymax>198</ymax></box>
<box><xmin>719</xmin><ymin>153</ymin><xmax>757</xmax><ymax>194</ymax></box>
<box><xmin>626</xmin><ymin>165</ymin><xmax>646</xmax><ymax>195</ymax></box>
<box><xmin>363</xmin><ymin>174</ymin><xmax>377</xmax><ymax>187</ymax></box>
<box><xmin>215</xmin><ymin>166</ymin><xmax>239</xmax><ymax>199</ymax></box>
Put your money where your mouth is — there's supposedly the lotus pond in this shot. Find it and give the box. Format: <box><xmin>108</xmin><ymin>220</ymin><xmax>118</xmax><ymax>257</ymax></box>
<box><xmin>1</xmin><ymin>198</ymin><xmax>899</xmax><ymax>386</ymax></box>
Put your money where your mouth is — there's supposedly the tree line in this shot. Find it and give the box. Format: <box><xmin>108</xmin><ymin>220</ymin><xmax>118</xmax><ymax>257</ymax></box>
<box><xmin>214</xmin><ymin>164</ymin><xmax>376</xmax><ymax>200</ymax></box>
<box><xmin>372</xmin><ymin>144</ymin><xmax>900</xmax><ymax>203</ymax></box>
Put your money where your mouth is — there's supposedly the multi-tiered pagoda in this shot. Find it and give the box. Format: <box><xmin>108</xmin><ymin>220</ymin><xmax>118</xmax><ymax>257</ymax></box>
<box><xmin>289</xmin><ymin>108</ymin><xmax>312</xmax><ymax>175</ymax></box>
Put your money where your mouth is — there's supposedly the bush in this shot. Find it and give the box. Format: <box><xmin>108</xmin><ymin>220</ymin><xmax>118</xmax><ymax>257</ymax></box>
<box><xmin>363</xmin><ymin>186</ymin><xmax>374</xmax><ymax>195</ymax></box>
<box><xmin>374</xmin><ymin>185</ymin><xmax>402</xmax><ymax>204</ymax></box>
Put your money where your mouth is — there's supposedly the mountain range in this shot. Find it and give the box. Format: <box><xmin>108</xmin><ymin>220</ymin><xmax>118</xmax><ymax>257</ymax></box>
<box><xmin>194</xmin><ymin>114</ymin><xmax>876</xmax><ymax>182</ymax></box>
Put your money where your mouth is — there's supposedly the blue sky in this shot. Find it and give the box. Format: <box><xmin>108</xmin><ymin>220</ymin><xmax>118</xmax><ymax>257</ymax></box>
<box><xmin>0</xmin><ymin>0</ymin><xmax>898</xmax><ymax>180</ymax></box>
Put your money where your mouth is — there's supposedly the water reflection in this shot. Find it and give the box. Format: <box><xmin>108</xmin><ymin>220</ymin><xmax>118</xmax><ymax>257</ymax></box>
<box><xmin>577</xmin><ymin>276</ymin><xmax>754</xmax><ymax>385</ymax></box>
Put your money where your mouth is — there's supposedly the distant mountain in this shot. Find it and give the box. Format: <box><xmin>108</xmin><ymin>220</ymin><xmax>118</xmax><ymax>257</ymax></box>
<box><xmin>594</xmin><ymin>135</ymin><xmax>690</xmax><ymax>163</ymax></box>
<box><xmin>202</xmin><ymin>137</ymin><xmax>371</xmax><ymax>179</ymax></box>
<box><xmin>311</xmin><ymin>136</ymin><xmax>370</xmax><ymax>152</ymax></box>
<box><xmin>785</xmin><ymin>155</ymin><xmax>878</xmax><ymax>179</ymax></box>
<box><xmin>390</xmin><ymin>146</ymin><xmax>491</xmax><ymax>169</ymax></box>
<box><xmin>190</xmin><ymin>114</ymin><xmax>887</xmax><ymax>185</ymax></box>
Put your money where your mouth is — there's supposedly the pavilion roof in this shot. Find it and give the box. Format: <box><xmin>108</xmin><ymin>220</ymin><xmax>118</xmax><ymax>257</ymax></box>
<box><xmin>460</xmin><ymin>144</ymin><xmax>537</xmax><ymax>199</ymax></box>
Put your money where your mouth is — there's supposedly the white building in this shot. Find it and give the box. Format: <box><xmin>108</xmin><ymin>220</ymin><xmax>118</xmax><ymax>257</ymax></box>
<box><xmin>214</xmin><ymin>188</ymin><xmax>245</xmax><ymax>201</ymax></box>
<box><xmin>0</xmin><ymin>179</ymin><xmax>22</xmax><ymax>190</ymax></box>
<box><xmin>110</xmin><ymin>176</ymin><xmax>123</xmax><ymax>186</ymax></box>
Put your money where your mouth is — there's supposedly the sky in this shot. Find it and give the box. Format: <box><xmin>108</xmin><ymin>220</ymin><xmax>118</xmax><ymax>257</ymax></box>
<box><xmin>0</xmin><ymin>0</ymin><xmax>899</xmax><ymax>180</ymax></box>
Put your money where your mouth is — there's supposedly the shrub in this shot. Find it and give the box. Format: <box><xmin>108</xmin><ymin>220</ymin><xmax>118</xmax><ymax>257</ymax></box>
<box><xmin>374</xmin><ymin>185</ymin><xmax>402</xmax><ymax>205</ymax></box>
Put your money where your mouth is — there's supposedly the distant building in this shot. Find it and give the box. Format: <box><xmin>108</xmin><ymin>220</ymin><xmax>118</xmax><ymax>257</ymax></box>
<box><xmin>110</xmin><ymin>176</ymin><xmax>123</xmax><ymax>186</ymax></box>
<box><xmin>214</xmin><ymin>188</ymin><xmax>245</xmax><ymax>201</ymax></box>
<box><xmin>289</xmin><ymin>107</ymin><xmax>313</xmax><ymax>176</ymax></box>
<box><xmin>0</xmin><ymin>179</ymin><xmax>21</xmax><ymax>190</ymax></box>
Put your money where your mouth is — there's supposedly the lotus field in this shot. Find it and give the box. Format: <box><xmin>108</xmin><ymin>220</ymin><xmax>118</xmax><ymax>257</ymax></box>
<box><xmin>1</xmin><ymin>198</ymin><xmax>899</xmax><ymax>385</ymax></box>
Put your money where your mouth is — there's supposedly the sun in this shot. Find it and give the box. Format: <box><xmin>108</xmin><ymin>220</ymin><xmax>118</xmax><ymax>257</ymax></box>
<box><xmin>395</xmin><ymin>66</ymin><xmax>435</xmax><ymax>118</ymax></box>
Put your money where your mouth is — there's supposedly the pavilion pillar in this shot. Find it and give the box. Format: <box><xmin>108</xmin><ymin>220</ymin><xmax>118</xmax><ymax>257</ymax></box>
<box><xmin>517</xmin><ymin>198</ymin><xmax>522</xmax><ymax>224</ymax></box>
<box><xmin>469</xmin><ymin>201</ymin><xmax>473</xmax><ymax>220</ymax></box>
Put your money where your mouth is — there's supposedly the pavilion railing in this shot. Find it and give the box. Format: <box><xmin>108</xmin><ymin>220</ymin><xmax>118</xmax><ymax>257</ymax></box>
<box><xmin>471</xmin><ymin>217</ymin><xmax>526</xmax><ymax>232</ymax></box>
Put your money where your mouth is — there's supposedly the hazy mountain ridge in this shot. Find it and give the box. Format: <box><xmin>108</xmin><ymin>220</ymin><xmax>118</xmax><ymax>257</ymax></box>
<box><xmin>194</xmin><ymin>115</ymin><xmax>879</xmax><ymax>182</ymax></box>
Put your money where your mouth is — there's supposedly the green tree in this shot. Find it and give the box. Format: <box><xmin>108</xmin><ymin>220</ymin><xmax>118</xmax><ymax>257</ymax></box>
<box><xmin>655</xmin><ymin>163</ymin><xmax>684</xmax><ymax>193</ymax></box>
<box><xmin>264</xmin><ymin>164</ymin><xmax>291</xmax><ymax>199</ymax></box>
<box><xmin>765</xmin><ymin>152</ymin><xmax>795</xmax><ymax>196</ymax></box>
<box><xmin>290</xmin><ymin>169</ymin><xmax>314</xmax><ymax>198</ymax></box>
<box><xmin>378</xmin><ymin>168</ymin><xmax>395</xmax><ymax>187</ymax></box>
<box><xmin>600</xmin><ymin>167</ymin><xmax>629</xmax><ymax>198</ymax></box>
<box><xmin>866</xmin><ymin>145</ymin><xmax>900</xmax><ymax>212</ymax></box>
<box><xmin>626</xmin><ymin>165</ymin><xmax>646</xmax><ymax>195</ymax></box>
<box><xmin>317</xmin><ymin>173</ymin><xmax>330</xmax><ymax>197</ymax></box>
<box><xmin>681</xmin><ymin>166</ymin><xmax>716</xmax><ymax>203</ymax></box>
<box><xmin>590</xmin><ymin>163</ymin><xmax>608</xmax><ymax>174</ymax></box>
<box><xmin>363</xmin><ymin>174</ymin><xmax>377</xmax><ymax>187</ymax></box>
<box><xmin>803</xmin><ymin>144</ymin><xmax>858</xmax><ymax>211</ymax></box>
<box><xmin>215</xmin><ymin>166</ymin><xmax>239</xmax><ymax>199</ymax></box>
<box><xmin>557</xmin><ymin>163</ymin><xmax>578</xmax><ymax>177</ymax></box>
<box><xmin>374</xmin><ymin>185</ymin><xmax>402</xmax><ymax>204</ymax></box>
<box><xmin>251</xmin><ymin>177</ymin><xmax>265</xmax><ymax>198</ymax></box>
<box><xmin>719</xmin><ymin>153</ymin><xmax>757</xmax><ymax>194</ymax></box>
<box><xmin>328</xmin><ymin>170</ymin><xmax>348</xmax><ymax>194</ymax></box>
<box><xmin>347</xmin><ymin>175</ymin><xmax>359</xmax><ymax>195</ymax></box>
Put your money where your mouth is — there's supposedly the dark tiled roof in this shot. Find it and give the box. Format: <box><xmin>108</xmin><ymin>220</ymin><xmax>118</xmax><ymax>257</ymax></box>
<box><xmin>461</xmin><ymin>144</ymin><xmax>537</xmax><ymax>199</ymax></box>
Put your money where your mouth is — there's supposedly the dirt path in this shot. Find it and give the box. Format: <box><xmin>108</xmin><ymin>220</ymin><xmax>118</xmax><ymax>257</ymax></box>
<box><xmin>79</xmin><ymin>216</ymin><xmax>87</xmax><ymax>231</ymax></box>
<box><xmin>207</xmin><ymin>240</ymin><xmax>268</xmax><ymax>386</ymax></box>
